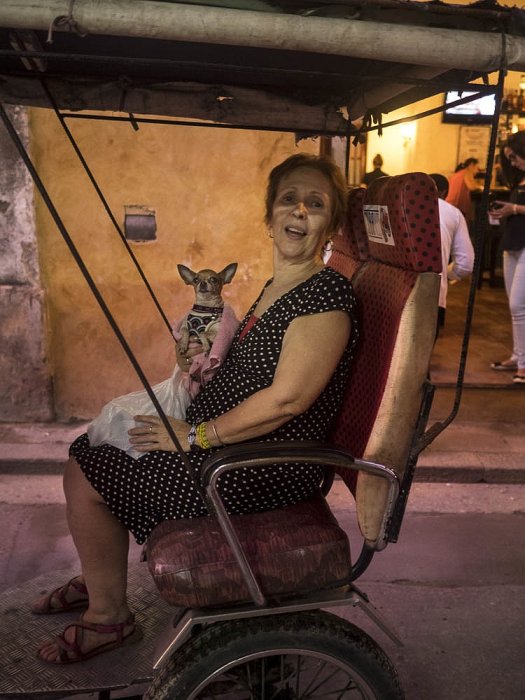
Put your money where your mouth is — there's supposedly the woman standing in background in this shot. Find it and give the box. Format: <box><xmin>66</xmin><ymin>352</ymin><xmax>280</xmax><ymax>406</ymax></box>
<box><xmin>489</xmin><ymin>132</ymin><xmax>525</xmax><ymax>384</ymax></box>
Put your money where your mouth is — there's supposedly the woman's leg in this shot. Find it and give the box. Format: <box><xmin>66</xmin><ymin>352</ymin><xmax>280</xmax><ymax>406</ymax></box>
<box><xmin>505</xmin><ymin>249</ymin><xmax>525</xmax><ymax>375</ymax></box>
<box><xmin>37</xmin><ymin>457</ymin><xmax>133</xmax><ymax>662</ymax></box>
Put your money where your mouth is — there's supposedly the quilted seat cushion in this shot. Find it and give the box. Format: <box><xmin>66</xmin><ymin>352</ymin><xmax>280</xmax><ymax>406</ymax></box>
<box><xmin>146</xmin><ymin>493</ymin><xmax>351</xmax><ymax>608</ymax></box>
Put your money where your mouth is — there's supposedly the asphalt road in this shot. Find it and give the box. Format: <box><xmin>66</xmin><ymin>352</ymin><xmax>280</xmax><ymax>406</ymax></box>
<box><xmin>1</xmin><ymin>479</ymin><xmax>524</xmax><ymax>700</ymax></box>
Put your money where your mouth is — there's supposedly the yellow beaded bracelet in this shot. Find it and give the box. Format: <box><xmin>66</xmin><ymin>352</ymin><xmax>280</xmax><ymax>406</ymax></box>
<box><xmin>196</xmin><ymin>422</ymin><xmax>211</xmax><ymax>450</ymax></box>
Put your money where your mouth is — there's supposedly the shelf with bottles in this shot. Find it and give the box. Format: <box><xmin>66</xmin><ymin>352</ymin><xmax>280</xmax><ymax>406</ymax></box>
<box><xmin>497</xmin><ymin>110</ymin><xmax>525</xmax><ymax>145</ymax></box>
<box><xmin>501</xmin><ymin>89</ymin><xmax>525</xmax><ymax>113</ymax></box>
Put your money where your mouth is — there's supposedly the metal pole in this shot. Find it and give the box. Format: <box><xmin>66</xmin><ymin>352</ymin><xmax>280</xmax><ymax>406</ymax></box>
<box><xmin>0</xmin><ymin>101</ymin><xmax>205</xmax><ymax>496</ymax></box>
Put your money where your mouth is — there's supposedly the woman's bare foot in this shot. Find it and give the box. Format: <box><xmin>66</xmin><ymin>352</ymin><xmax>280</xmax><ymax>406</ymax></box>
<box><xmin>31</xmin><ymin>576</ymin><xmax>89</xmax><ymax>614</ymax></box>
<box><xmin>37</xmin><ymin>610</ymin><xmax>141</xmax><ymax>664</ymax></box>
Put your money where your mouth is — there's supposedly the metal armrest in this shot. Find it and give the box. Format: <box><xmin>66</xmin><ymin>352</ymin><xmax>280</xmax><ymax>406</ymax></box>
<box><xmin>199</xmin><ymin>441</ymin><xmax>400</xmax><ymax>607</ymax></box>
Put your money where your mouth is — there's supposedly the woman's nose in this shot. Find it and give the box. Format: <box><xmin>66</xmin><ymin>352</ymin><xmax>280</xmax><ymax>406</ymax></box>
<box><xmin>293</xmin><ymin>201</ymin><xmax>307</xmax><ymax>217</ymax></box>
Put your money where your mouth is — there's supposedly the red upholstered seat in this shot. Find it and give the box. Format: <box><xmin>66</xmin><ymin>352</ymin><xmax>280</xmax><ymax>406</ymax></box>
<box><xmin>330</xmin><ymin>187</ymin><xmax>369</xmax><ymax>279</ymax></box>
<box><xmin>146</xmin><ymin>492</ymin><xmax>351</xmax><ymax>608</ymax></box>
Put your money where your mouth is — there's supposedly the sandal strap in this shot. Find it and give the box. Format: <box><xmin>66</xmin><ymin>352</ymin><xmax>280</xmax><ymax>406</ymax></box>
<box><xmin>77</xmin><ymin>613</ymin><xmax>136</xmax><ymax>642</ymax></box>
<box><xmin>54</xmin><ymin>577</ymin><xmax>88</xmax><ymax>608</ymax></box>
<box><xmin>52</xmin><ymin>614</ymin><xmax>136</xmax><ymax>662</ymax></box>
<box><xmin>68</xmin><ymin>577</ymin><xmax>88</xmax><ymax>595</ymax></box>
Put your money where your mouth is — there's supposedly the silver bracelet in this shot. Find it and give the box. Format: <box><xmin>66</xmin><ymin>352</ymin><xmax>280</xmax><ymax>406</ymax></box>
<box><xmin>210</xmin><ymin>420</ymin><xmax>224</xmax><ymax>446</ymax></box>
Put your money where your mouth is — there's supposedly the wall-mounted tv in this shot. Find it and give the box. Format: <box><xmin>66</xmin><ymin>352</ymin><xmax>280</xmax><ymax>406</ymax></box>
<box><xmin>442</xmin><ymin>91</ymin><xmax>496</xmax><ymax>125</ymax></box>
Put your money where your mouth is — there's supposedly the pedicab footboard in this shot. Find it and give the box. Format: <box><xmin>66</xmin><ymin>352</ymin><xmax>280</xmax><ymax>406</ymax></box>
<box><xmin>0</xmin><ymin>563</ymin><xmax>171</xmax><ymax>699</ymax></box>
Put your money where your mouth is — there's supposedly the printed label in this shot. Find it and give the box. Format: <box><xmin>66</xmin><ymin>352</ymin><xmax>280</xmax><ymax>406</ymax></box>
<box><xmin>362</xmin><ymin>205</ymin><xmax>395</xmax><ymax>246</ymax></box>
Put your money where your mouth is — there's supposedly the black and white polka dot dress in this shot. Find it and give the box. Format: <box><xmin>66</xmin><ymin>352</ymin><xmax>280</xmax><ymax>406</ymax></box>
<box><xmin>70</xmin><ymin>267</ymin><xmax>358</xmax><ymax>544</ymax></box>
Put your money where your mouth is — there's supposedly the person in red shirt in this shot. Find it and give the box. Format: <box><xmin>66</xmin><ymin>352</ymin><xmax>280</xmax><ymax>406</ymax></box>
<box><xmin>446</xmin><ymin>157</ymin><xmax>481</xmax><ymax>224</ymax></box>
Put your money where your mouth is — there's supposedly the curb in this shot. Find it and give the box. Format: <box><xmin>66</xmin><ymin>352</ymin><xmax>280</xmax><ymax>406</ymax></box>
<box><xmin>2</xmin><ymin>457</ymin><xmax>525</xmax><ymax>484</ymax></box>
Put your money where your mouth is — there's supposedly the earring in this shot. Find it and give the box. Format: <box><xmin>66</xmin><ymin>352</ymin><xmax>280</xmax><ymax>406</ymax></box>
<box><xmin>322</xmin><ymin>239</ymin><xmax>333</xmax><ymax>254</ymax></box>
<box><xmin>267</xmin><ymin>228</ymin><xmax>274</xmax><ymax>239</ymax></box>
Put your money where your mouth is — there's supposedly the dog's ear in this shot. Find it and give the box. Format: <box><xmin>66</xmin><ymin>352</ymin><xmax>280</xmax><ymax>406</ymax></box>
<box><xmin>177</xmin><ymin>264</ymin><xmax>197</xmax><ymax>285</ymax></box>
<box><xmin>219</xmin><ymin>263</ymin><xmax>238</xmax><ymax>285</ymax></box>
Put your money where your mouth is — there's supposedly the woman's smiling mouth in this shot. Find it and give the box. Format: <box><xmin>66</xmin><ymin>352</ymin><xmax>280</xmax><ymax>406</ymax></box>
<box><xmin>285</xmin><ymin>225</ymin><xmax>307</xmax><ymax>237</ymax></box>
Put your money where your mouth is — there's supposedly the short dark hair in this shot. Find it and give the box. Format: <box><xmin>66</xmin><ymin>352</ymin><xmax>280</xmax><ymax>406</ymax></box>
<box><xmin>455</xmin><ymin>157</ymin><xmax>479</xmax><ymax>172</ymax></box>
<box><xmin>265</xmin><ymin>153</ymin><xmax>348</xmax><ymax>235</ymax></box>
<box><xmin>430</xmin><ymin>173</ymin><xmax>449</xmax><ymax>199</ymax></box>
<box><xmin>372</xmin><ymin>154</ymin><xmax>383</xmax><ymax>167</ymax></box>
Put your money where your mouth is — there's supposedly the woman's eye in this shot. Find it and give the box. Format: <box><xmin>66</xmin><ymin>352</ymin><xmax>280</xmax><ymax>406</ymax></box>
<box><xmin>281</xmin><ymin>193</ymin><xmax>295</xmax><ymax>203</ymax></box>
<box><xmin>310</xmin><ymin>199</ymin><xmax>324</xmax><ymax>208</ymax></box>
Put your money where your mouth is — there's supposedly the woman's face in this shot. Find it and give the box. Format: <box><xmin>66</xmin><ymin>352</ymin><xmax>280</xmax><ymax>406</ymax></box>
<box><xmin>270</xmin><ymin>167</ymin><xmax>333</xmax><ymax>263</ymax></box>
<box><xmin>467</xmin><ymin>161</ymin><xmax>480</xmax><ymax>176</ymax></box>
<box><xmin>504</xmin><ymin>146</ymin><xmax>525</xmax><ymax>172</ymax></box>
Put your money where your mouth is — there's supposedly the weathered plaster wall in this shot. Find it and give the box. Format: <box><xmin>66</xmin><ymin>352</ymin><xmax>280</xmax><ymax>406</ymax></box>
<box><xmin>29</xmin><ymin>108</ymin><xmax>317</xmax><ymax>419</ymax></box>
<box><xmin>0</xmin><ymin>106</ymin><xmax>53</xmax><ymax>421</ymax></box>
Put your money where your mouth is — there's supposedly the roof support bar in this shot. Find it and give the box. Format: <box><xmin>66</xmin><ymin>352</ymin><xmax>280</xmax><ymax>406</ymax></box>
<box><xmin>0</xmin><ymin>0</ymin><xmax>524</xmax><ymax>71</ymax></box>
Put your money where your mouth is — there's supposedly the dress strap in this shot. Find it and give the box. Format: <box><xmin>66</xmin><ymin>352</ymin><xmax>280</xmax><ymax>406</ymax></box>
<box><xmin>239</xmin><ymin>315</ymin><xmax>259</xmax><ymax>342</ymax></box>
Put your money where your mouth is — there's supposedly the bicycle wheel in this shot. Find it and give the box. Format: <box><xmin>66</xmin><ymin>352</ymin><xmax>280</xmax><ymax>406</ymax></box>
<box><xmin>145</xmin><ymin>610</ymin><xmax>404</xmax><ymax>699</ymax></box>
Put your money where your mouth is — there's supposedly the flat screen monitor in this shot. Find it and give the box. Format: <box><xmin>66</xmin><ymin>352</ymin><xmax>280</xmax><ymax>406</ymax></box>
<box><xmin>442</xmin><ymin>90</ymin><xmax>496</xmax><ymax>125</ymax></box>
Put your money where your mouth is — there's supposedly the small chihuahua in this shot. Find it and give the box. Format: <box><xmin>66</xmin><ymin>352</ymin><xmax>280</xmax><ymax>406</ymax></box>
<box><xmin>177</xmin><ymin>263</ymin><xmax>238</xmax><ymax>354</ymax></box>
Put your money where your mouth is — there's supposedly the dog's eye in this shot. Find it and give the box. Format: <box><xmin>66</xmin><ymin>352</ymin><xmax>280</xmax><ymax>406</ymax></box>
<box><xmin>208</xmin><ymin>277</ymin><xmax>218</xmax><ymax>284</ymax></box>
<box><xmin>193</xmin><ymin>277</ymin><xmax>199</xmax><ymax>284</ymax></box>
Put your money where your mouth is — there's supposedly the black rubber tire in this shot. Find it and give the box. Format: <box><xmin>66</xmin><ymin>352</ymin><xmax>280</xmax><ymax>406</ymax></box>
<box><xmin>144</xmin><ymin>610</ymin><xmax>404</xmax><ymax>699</ymax></box>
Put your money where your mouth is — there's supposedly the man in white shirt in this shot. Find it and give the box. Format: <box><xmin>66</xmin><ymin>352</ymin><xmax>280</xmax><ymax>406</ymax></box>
<box><xmin>430</xmin><ymin>173</ymin><xmax>475</xmax><ymax>336</ymax></box>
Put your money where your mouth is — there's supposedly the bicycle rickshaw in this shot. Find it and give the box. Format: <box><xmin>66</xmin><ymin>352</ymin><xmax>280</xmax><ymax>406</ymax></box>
<box><xmin>0</xmin><ymin>1</ymin><xmax>521</xmax><ymax>698</ymax></box>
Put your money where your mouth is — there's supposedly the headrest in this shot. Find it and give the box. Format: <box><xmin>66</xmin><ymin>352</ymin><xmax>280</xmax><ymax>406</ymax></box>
<box><xmin>363</xmin><ymin>173</ymin><xmax>441</xmax><ymax>273</ymax></box>
<box><xmin>333</xmin><ymin>188</ymin><xmax>370</xmax><ymax>262</ymax></box>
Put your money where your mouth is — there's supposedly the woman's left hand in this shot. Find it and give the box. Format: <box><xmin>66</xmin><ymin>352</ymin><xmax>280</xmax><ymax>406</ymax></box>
<box><xmin>129</xmin><ymin>415</ymin><xmax>191</xmax><ymax>453</ymax></box>
<box><xmin>489</xmin><ymin>201</ymin><xmax>514</xmax><ymax>220</ymax></box>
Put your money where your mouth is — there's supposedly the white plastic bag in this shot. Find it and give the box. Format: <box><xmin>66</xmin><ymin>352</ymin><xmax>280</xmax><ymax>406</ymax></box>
<box><xmin>87</xmin><ymin>364</ymin><xmax>191</xmax><ymax>460</ymax></box>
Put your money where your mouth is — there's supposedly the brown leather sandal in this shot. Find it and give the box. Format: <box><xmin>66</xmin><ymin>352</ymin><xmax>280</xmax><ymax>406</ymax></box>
<box><xmin>30</xmin><ymin>576</ymin><xmax>89</xmax><ymax>615</ymax></box>
<box><xmin>37</xmin><ymin>613</ymin><xmax>142</xmax><ymax>664</ymax></box>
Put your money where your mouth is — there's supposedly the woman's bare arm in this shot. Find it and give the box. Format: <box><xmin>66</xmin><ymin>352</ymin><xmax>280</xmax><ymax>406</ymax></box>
<box><xmin>130</xmin><ymin>309</ymin><xmax>351</xmax><ymax>452</ymax></box>
<box><xmin>214</xmin><ymin>310</ymin><xmax>351</xmax><ymax>443</ymax></box>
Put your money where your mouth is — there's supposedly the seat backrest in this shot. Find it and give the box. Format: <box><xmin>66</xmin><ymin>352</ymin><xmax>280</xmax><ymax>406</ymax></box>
<box><xmin>329</xmin><ymin>173</ymin><xmax>441</xmax><ymax>546</ymax></box>
<box><xmin>330</xmin><ymin>187</ymin><xmax>369</xmax><ymax>279</ymax></box>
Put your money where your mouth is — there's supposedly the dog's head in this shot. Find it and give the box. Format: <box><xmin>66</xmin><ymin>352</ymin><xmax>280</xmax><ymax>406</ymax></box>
<box><xmin>177</xmin><ymin>263</ymin><xmax>238</xmax><ymax>306</ymax></box>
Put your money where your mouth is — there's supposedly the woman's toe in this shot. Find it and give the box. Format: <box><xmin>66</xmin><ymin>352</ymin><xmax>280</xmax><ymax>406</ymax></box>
<box><xmin>37</xmin><ymin>640</ymin><xmax>59</xmax><ymax>662</ymax></box>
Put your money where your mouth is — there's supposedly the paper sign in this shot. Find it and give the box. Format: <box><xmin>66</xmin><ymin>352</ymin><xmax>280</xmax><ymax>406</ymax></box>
<box><xmin>363</xmin><ymin>205</ymin><xmax>395</xmax><ymax>246</ymax></box>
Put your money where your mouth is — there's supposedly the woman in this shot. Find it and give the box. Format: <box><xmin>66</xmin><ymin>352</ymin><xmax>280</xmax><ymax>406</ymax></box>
<box><xmin>489</xmin><ymin>132</ymin><xmax>525</xmax><ymax>384</ymax></box>
<box><xmin>446</xmin><ymin>157</ymin><xmax>481</xmax><ymax>223</ymax></box>
<box><xmin>34</xmin><ymin>153</ymin><xmax>358</xmax><ymax>663</ymax></box>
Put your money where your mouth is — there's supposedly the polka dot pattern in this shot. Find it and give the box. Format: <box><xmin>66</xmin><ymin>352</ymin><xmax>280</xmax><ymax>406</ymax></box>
<box><xmin>365</xmin><ymin>173</ymin><xmax>442</xmax><ymax>273</ymax></box>
<box><xmin>70</xmin><ymin>267</ymin><xmax>358</xmax><ymax>544</ymax></box>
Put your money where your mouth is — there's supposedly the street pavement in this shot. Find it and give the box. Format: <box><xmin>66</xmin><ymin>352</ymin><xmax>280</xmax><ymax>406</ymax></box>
<box><xmin>0</xmin><ymin>421</ymin><xmax>524</xmax><ymax>699</ymax></box>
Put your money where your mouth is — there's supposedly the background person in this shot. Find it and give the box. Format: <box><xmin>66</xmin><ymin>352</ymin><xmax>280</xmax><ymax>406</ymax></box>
<box><xmin>489</xmin><ymin>132</ymin><xmax>525</xmax><ymax>384</ymax></box>
<box><xmin>362</xmin><ymin>154</ymin><xmax>388</xmax><ymax>186</ymax></box>
<box><xmin>446</xmin><ymin>157</ymin><xmax>481</xmax><ymax>224</ymax></box>
<box><xmin>430</xmin><ymin>173</ymin><xmax>474</xmax><ymax>336</ymax></box>
<box><xmin>32</xmin><ymin>153</ymin><xmax>359</xmax><ymax>664</ymax></box>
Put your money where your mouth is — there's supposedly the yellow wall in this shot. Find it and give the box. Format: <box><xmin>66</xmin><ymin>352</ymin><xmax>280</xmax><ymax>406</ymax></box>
<box><xmin>29</xmin><ymin>109</ymin><xmax>317</xmax><ymax>419</ymax></box>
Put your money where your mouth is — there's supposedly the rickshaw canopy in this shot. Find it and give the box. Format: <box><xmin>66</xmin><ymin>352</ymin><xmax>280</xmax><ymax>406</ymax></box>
<box><xmin>0</xmin><ymin>0</ymin><xmax>525</xmax><ymax>131</ymax></box>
